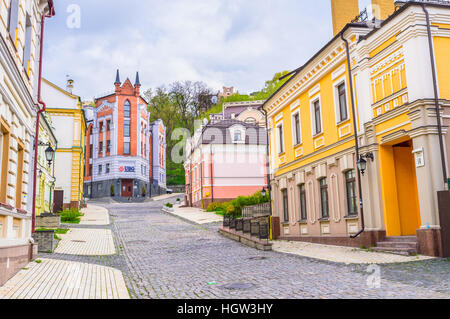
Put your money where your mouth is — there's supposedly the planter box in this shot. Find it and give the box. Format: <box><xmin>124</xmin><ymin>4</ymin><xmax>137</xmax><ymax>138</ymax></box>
<box><xmin>36</xmin><ymin>213</ymin><xmax>61</xmax><ymax>228</ymax></box>
<box><xmin>32</xmin><ymin>230</ymin><xmax>57</xmax><ymax>253</ymax></box>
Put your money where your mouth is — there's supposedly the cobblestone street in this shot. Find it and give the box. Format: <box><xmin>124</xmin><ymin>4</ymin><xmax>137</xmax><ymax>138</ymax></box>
<box><xmin>38</xmin><ymin>197</ymin><xmax>450</xmax><ymax>299</ymax></box>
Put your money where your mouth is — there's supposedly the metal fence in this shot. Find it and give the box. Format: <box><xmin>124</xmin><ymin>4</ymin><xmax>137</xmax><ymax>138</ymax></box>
<box><xmin>223</xmin><ymin>215</ymin><xmax>270</xmax><ymax>241</ymax></box>
<box><xmin>241</xmin><ymin>202</ymin><xmax>271</xmax><ymax>219</ymax></box>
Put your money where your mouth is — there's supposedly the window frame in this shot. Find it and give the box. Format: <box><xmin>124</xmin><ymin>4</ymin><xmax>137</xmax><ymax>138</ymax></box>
<box><xmin>310</xmin><ymin>96</ymin><xmax>323</xmax><ymax>136</ymax></box>
<box><xmin>299</xmin><ymin>183</ymin><xmax>307</xmax><ymax>221</ymax></box>
<box><xmin>124</xmin><ymin>100</ymin><xmax>131</xmax><ymax>118</ymax></box>
<box><xmin>319</xmin><ymin>177</ymin><xmax>329</xmax><ymax>219</ymax></box>
<box><xmin>345</xmin><ymin>170</ymin><xmax>358</xmax><ymax>216</ymax></box>
<box><xmin>282</xmin><ymin>188</ymin><xmax>289</xmax><ymax>222</ymax></box>
<box><xmin>276</xmin><ymin>121</ymin><xmax>284</xmax><ymax>154</ymax></box>
<box><xmin>291</xmin><ymin>110</ymin><xmax>302</xmax><ymax>146</ymax></box>
<box><xmin>333</xmin><ymin>76</ymin><xmax>350</xmax><ymax>124</ymax></box>
<box><xmin>124</xmin><ymin>142</ymin><xmax>130</xmax><ymax>155</ymax></box>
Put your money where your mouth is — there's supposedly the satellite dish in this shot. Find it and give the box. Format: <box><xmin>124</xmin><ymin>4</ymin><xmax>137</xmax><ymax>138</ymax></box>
<box><xmin>203</xmin><ymin>118</ymin><xmax>208</xmax><ymax>126</ymax></box>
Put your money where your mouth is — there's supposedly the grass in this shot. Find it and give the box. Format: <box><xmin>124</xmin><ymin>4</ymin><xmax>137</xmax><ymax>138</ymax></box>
<box><xmin>35</xmin><ymin>228</ymin><xmax>69</xmax><ymax>240</ymax></box>
<box><xmin>34</xmin><ymin>259</ymin><xmax>42</xmax><ymax>264</ymax></box>
<box><xmin>58</xmin><ymin>209</ymin><xmax>84</xmax><ymax>224</ymax></box>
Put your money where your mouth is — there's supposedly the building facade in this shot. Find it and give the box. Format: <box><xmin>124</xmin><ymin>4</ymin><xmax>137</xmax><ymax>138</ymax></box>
<box><xmin>150</xmin><ymin>119</ymin><xmax>166</xmax><ymax>189</ymax></box>
<box><xmin>184</xmin><ymin>117</ymin><xmax>267</xmax><ymax>208</ymax></box>
<box><xmin>0</xmin><ymin>0</ymin><xmax>54</xmax><ymax>286</ymax></box>
<box><xmin>263</xmin><ymin>0</ymin><xmax>450</xmax><ymax>256</ymax></box>
<box><xmin>84</xmin><ymin>71</ymin><xmax>166</xmax><ymax>199</ymax></box>
<box><xmin>35</xmin><ymin>112</ymin><xmax>57</xmax><ymax>216</ymax></box>
<box><xmin>42</xmin><ymin>78</ymin><xmax>85</xmax><ymax>210</ymax></box>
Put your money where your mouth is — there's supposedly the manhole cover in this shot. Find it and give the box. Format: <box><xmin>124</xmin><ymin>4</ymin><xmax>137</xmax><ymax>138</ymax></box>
<box><xmin>248</xmin><ymin>256</ymin><xmax>268</xmax><ymax>260</ymax></box>
<box><xmin>71</xmin><ymin>240</ymin><xmax>86</xmax><ymax>243</ymax></box>
<box><xmin>220</xmin><ymin>283</ymin><xmax>254</xmax><ymax>290</ymax></box>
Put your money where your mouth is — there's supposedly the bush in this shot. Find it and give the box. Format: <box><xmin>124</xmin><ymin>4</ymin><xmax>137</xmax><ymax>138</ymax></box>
<box><xmin>220</xmin><ymin>190</ymin><xmax>270</xmax><ymax>218</ymax></box>
<box><xmin>165</xmin><ymin>203</ymin><xmax>173</xmax><ymax>208</ymax></box>
<box><xmin>206</xmin><ymin>202</ymin><xmax>222</xmax><ymax>212</ymax></box>
<box><xmin>58</xmin><ymin>209</ymin><xmax>83</xmax><ymax>224</ymax></box>
<box><xmin>110</xmin><ymin>185</ymin><xmax>115</xmax><ymax>197</ymax></box>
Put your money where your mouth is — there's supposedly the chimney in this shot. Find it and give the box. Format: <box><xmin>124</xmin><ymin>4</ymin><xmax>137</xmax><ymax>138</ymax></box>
<box><xmin>330</xmin><ymin>0</ymin><xmax>359</xmax><ymax>36</ymax></box>
<box><xmin>66</xmin><ymin>75</ymin><xmax>74</xmax><ymax>94</ymax></box>
<box><xmin>371</xmin><ymin>0</ymin><xmax>395</xmax><ymax>20</ymax></box>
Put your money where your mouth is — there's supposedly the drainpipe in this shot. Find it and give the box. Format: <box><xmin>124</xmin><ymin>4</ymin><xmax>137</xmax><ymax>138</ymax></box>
<box><xmin>31</xmin><ymin>2</ymin><xmax>55</xmax><ymax>233</ymax></box>
<box><xmin>421</xmin><ymin>4</ymin><xmax>448</xmax><ymax>189</ymax></box>
<box><xmin>341</xmin><ymin>32</ymin><xmax>365</xmax><ymax>239</ymax></box>
<box><xmin>210</xmin><ymin>145</ymin><xmax>214</xmax><ymax>203</ymax></box>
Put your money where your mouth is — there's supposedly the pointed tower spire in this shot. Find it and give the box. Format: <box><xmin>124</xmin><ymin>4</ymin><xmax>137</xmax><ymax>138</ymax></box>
<box><xmin>115</xmin><ymin>69</ymin><xmax>121</xmax><ymax>84</ymax></box>
<box><xmin>135</xmin><ymin>71</ymin><xmax>141</xmax><ymax>86</ymax></box>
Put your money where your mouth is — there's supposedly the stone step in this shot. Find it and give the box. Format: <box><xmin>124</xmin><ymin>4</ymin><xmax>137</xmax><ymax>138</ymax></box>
<box><xmin>383</xmin><ymin>236</ymin><xmax>417</xmax><ymax>243</ymax></box>
<box><xmin>372</xmin><ymin>246</ymin><xmax>417</xmax><ymax>256</ymax></box>
<box><xmin>376</xmin><ymin>241</ymin><xmax>418</xmax><ymax>249</ymax></box>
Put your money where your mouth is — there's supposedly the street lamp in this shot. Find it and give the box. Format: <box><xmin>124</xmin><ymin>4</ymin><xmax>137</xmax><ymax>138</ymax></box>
<box><xmin>261</xmin><ymin>187</ymin><xmax>266</xmax><ymax>198</ymax></box>
<box><xmin>44</xmin><ymin>145</ymin><xmax>55</xmax><ymax>166</ymax></box>
<box><xmin>357</xmin><ymin>152</ymin><xmax>374</xmax><ymax>176</ymax></box>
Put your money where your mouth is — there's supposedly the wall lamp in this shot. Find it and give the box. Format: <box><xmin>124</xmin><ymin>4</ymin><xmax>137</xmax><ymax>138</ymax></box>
<box><xmin>357</xmin><ymin>152</ymin><xmax>374</xmax><ymax>176</ymax></box>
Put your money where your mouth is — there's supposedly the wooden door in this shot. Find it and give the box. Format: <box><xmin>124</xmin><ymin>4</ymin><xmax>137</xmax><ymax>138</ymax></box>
<box><xmin>53</xmin><ymin>190</ymin><xmax>64</xmax><ymax>214</ymax></box>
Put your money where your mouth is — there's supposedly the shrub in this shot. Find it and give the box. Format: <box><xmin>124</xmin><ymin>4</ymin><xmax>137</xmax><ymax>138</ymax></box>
<box><xmin>110</xmin><ymin>185</ymin><xmax>115</xmax><ymax>197</ymax></box>
<box><xmin>58</xmin><ymin>209</ymin><xmax>83</xmax><ymax>224</ymax></box>
<box><xmin>206</xmin><ymin>202</ymin><xmax>222</xmax><ymax>212</ymax></box>
<box><xmin>165</xmin><ymin>203</ymin><xmax>173</xmax><ymax>208</ymax></box>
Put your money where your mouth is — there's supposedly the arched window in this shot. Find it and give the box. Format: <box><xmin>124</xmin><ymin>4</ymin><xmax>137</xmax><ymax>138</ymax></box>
<box><xmin>244</xmin><ymin>117</ymin><xmax>256</xmax><ymax>125</ymax></box>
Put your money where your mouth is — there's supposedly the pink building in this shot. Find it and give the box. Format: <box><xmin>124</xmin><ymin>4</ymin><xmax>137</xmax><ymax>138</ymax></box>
<box><xmin>184</xmin><ymin>119</ymin><xmax>267</xmax><ymax>208</ymax></box>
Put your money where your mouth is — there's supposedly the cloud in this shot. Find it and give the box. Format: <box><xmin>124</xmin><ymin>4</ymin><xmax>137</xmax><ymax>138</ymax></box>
<box><xmin>43</xmin><ymin>0</ymin><xmax>333</xmax><ymax>101</ymax></box>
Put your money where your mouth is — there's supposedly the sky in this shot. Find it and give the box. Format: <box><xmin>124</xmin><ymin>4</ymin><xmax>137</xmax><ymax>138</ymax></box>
<box><xmin>42</xmin><ymin>0</ymin><xmax>372</xmax><ymax>101</ymax></box>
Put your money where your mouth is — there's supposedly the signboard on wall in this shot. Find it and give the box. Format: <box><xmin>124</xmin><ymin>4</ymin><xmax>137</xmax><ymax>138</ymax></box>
<box><xmin>119</xmin><ymin>166</ymin><xmax>135</xmax><ymax>173</ymax></box>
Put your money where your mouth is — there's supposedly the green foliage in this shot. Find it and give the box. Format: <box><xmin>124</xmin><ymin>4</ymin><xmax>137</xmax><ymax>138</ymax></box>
<box><xmin>165</xmin><ymin>203</ymin><xmax>173</xmax><ymax>208</ymax></box>
<box><xmin>217</xmin><ymin>190</ymin><xmax>270</xmax><ymax>218</ymax></box>
<box><xmin>58</xmin><ymin>209</ymin><xmax>84</xmax><ymax>224</ymax></box>
<box><xmin>110</xmin><ymin>184</ymin><xmax>115</xmax><ymax>196</ymax></box>
<box><xmin>206</xmin><ymin>202</ymin><xmax>222</xmax><ymax>212</ymax></box>
<box><xmin>166</xmin><ymin>160</ymin><xmax>186</xmax><ymax>185</ymax></box>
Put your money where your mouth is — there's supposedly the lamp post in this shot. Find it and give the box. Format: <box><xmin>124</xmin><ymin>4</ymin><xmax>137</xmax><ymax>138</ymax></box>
<box><xmin>357</xmin><ymin>152</ymin><xmax>374</xmax><ymax>176</ymax></box>
<box><xmin>44</xmin><ymin>145</ymin><xmax>55</xmax><ymax>166</ymax></box>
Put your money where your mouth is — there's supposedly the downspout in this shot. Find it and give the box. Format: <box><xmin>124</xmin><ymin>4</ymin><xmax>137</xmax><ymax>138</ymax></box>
<box><xmin>422</xmin><ymin>4</ymin><xmax>448</xmax><ymax>189</ymax></box>
<box><xmin>341</xmin><ymin>32</ymin><xmax>365</xmax><ymax>239</ymax></box>
<box><xmin>32</xmin><ymin>2</ymin><xmax>55</xmax><ymax>233</ymax></box>
<box><xmin>210</xmin><ymin>145</ymin><xmax>214</xmax><ymax>203</ymax></box>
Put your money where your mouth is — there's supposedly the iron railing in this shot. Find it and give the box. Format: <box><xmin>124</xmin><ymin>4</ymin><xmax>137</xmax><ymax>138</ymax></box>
<box><xmin>242</xmin><ymin>202</ymin><xmax>271</xmax><ymax>219</ymax></box>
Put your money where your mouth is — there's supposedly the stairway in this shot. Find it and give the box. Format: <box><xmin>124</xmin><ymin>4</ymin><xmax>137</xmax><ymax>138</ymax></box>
<box><xmin>373</xmin><ymin>236</ymin><xmax>418</xmax><ymax>256</ymax></box>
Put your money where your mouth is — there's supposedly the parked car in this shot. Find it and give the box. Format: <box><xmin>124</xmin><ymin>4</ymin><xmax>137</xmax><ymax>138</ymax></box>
<box><xmin>166</xmin><ymin>188</ymin><xmax>173</xmax><ymax>194</ymax></box>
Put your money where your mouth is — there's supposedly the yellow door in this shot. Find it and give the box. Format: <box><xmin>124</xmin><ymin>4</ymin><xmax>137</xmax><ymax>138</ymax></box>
<box><xmin>393</xmin><ymin>143</ymin><xmax>421</xmax><ymax>235</ymax></box>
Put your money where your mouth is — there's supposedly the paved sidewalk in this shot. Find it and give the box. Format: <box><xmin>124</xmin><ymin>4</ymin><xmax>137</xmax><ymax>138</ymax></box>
<box><xmin>162</xmin><ymin>204</ymin><xmax>223</xmax><ymax>224</ymax></box>
<box><xmin>272</xmin><ymin>240</ymin><xmax>435</xmax><ymax>264</ymax></box>
<box><xmin>151</xmin><ymin>193</ymin><xmax>183</xmax><ymax>202</ymax></box>
<box><xmin>80</xmin><ymin>205</ymin><xmax>110</xmax><ymax>225</ymax></box>
<box><xmin>55</xmin><ymin>228</ymin><xmax>115</xmax><ymax>256</ymax></box>
<box><xmin>0</xmin><ymin>258</ymin><xmax>129</xmax><ymax>299</ymax></box>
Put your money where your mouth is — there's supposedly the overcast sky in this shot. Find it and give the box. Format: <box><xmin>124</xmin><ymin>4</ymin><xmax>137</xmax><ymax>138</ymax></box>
<box><xmin>42</xmin><ymin>0</ymin><xmax>372</xmax><ymax>101</ymax></box>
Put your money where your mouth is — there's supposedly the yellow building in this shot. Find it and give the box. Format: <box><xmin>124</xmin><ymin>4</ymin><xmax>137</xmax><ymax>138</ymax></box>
<box><xmin>35</xmin><ymin>113</ymin><xmax>57</xmax><ymax>216</ymax></box>
<box><xmin>263</xmin><ymin>0</ymin><xmax>450</xmax><ymax>257</ymax></box>
<box><xmin>42</xmin><ymin>78</ymin><xmax>86</xmax><ymax>210</ymax></box>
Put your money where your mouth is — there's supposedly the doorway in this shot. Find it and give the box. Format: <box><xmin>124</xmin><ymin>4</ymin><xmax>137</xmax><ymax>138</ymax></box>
<box><xmin>379</xmin><ymin>140</ymin><xmax>421</xmax><ymax>236</ymax></box>
<box><xmin>121</xmin><ymin>179</ymin><xmax>133</xmax><ymax>197</ymax></box>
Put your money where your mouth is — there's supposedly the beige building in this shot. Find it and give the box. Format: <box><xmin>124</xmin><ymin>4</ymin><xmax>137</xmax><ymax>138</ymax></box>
<box><xmin>0</xmin><ymin>0</ymin><xmax>55</xmax><ymax>286</ymax></box>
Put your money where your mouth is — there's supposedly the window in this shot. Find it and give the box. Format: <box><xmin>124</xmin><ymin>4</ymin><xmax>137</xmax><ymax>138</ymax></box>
<box><xmin>99</xmin><ymin>141</ymin><xmax>103</xmax><ymax>155</ymax></box>
<box><xmin>292</xmin><ymin>112</ymin><xmax>301</xmax><ymax>145</ymax></box>
<box><xmin>337</xmin><ymin>83</ymin><xmax>348</xmax><ymax>122</ymax></box>
<box><xmin>97</xmin><ymin>184</ymin><xmax>102</xmax><ymax>192</ymax></box>
<box><xmin>98</xmin><ymin>165</ymin><xmax>102</xmax><ymax>175</ymax></box>
<box><xmin>345</xmin><ymin>170</ymin><xmax>357</xmax><ymax>216</ymax></box>
<box><xmin>124</xmin><ymin>100</ymin><xmax>131</xmax><ymax>118</ymax></box>
<box><xmin>23</xmin><ymin>14</ymin><xmax>32</xmax><ymax>71</ymax></box>
<box><xmin>106</xmin><ymin>140</ymin><xmax>111</xmax><ymax>153</ymax></box>
<box><xmin>233</xmin><ymin>130</ymin><xmax>242</xmax><ymax>142</ymax></box>
<box><xmin>88</xmin><ymin>164</ymin><xmax>92</xmax><ymax>176</ymax></box>
<box><xmin>105</xmin><ymin>163</ymin><xmax>110</xmax><ymax>174</ymax></box>
<box><xmin>282</xmin><ymin>189</ymin><xmax>289</xmax><ymax>222</ymax></box>
<box><xmin>319</xmin><ymin>178</ymin><xmax>329</xmax><ymax>218</ymax></box>
<box><xmin>299</xmin><ymin>184</ymin><xmax>307</xmax><ymax>221</ymax></box>
<box><xmin>277</xmin><ymin>124</ymin><xmax>284</xmax><ymax>154</ymax></box>
<box><xmin>313</xmin><ymin>100</ymin><xmax>322</xmax><ymax>135</ymax></box>
<box><xmin>124</xmin><ymin>142</ymin><xmax>130</xmax><ymax>154</ymax></box>
<box><xmin>89</xmin><ymin>145</ymin><xmax>93</xmax><ymax>158</ymax></box>
<box><xmin>124</xmin><ymin>120</ymin><xmax>130</xmax><ymax>137</ymax></box>
<box><xmin>99</xmin><ymin>121</ymin><xmax>104</xmax><ymax>133</ymax></box>
<box><xmin>107</xmin><ymin>120</ymin><xmax>111</xmax><ymax>131</ymax></box>
<box><xmin>0</xmin><ymin>125</ymin><xmax>10</xmax><ymax>203</ymax></box>
<box><xmin>15</xmin><ymin>143</ymin><xmax>24</xmax><ymax>208</ymax></box>
<box><xmin>7</xmin><ymin>0</ymin><xmax>19</xmax><ymax>41</ymax></box>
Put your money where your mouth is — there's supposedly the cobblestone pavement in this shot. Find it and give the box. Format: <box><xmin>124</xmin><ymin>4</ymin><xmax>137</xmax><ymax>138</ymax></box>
<box><xmin>40</xmin><ymin>197</ymin><xmax>450</xmax><ymax>299</ymax></box>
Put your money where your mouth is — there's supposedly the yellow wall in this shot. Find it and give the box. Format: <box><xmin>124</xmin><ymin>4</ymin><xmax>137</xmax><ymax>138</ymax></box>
<box><xmin>272</xmin><ymin>63</ymin><xmax>355</xmax><ymax>177</ymax></box>
<box><xmin>433</xmin><ymin>36</ymin><xmax>450</xmax><ymax>100</ymax></box>
<box><xmin>330</xmin><ymin>0</ymin><xmax>359</xmax><ymax>36</ymax></box>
